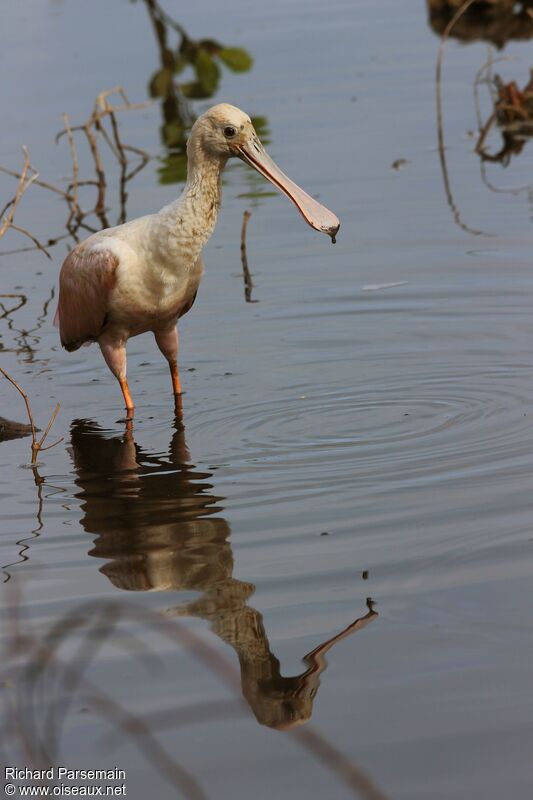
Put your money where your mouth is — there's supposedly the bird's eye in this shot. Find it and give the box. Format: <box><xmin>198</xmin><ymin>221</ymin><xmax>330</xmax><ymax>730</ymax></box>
<box><xmin>223</xmin><ymin>125</ymin><xmax>237</xmax><ymax>138</ymax></box>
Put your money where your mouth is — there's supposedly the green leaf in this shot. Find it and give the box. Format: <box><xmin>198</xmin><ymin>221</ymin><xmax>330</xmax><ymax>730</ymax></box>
<box><xmin>148</xmin><ymin>68</ymin><xmax>173</xmax><ymax>98</ymax></box>
<box><xmin>218</xmin><ymin>47</ymin><xmax>253</xmax><ymax>72</ymax></box>
<box><xmin>198</xmin><ymin>38</ymin><xmax>223</xmax><ymax>55</ymax></box>
<box><xmin>179</xmin><ymin>38</ymin><xmax>197</xmax><ymax>62</ymax></box>
<box><xmin>173</xmin><ymin>54</ymin><xmax>188</xmax><ymax>75</ymax></box>
<box><xmin>195</xmin><ymin>48</ymin><xmax>220</xmax><ymax>95</ymax></box>
<box><xmin>180</xmin><ymin>80</ymin><xmax>212</xmax><ymax>100</ymax></box>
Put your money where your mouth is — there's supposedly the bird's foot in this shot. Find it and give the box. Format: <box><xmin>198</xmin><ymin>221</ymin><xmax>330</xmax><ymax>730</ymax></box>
<box><xmin>116</xmin><ymin>406</ymin><xmax>135</xmax><ymax>424</ymax></box>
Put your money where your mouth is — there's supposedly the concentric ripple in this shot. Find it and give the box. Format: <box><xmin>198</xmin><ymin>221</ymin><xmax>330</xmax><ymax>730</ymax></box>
<box><xmin>186</xmin><ymin>363</ymin><xmax>533</xmax><ymax>496</ymax></box>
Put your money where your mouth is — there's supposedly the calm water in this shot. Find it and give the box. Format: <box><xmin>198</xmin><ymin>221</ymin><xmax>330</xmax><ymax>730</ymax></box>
<box><xmin>1</xmin><ymin>1</ymin><xmax>533</xmax><ymax>798</ymax></box>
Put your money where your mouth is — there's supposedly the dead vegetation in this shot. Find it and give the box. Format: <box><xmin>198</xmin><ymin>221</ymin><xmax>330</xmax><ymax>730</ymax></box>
<box><xmin>475</xmin><ymin>68</ymin><xmax>533</xmax><ymax>163</ymax></box>
<box><xmin>435</xmin><ymin>0</ymin><xmax>533</xmax><ymax>235</ymax></box>
<box><xmin>240</xmin><ymin>210</ymin><xmax>257</xmax><ymax>303</ymax></box>
<box><xmin>0</xmin><ymin>368</ymin><xmax>62</xmax><ymax>465</ymax></box>
<box><xmin>435</xmin><ymin>0</ymin><xmax>492</xmax><ymax>236</ymax></box>
<box><xmin>55</xmin><ymin>87</ymin><xmax>150</xmax><ymax>231</ymax></box>
<box><xmin>0</xmin><ymin>147</ymin><xmax>51</xmax><ymax>258</ymax></box>
<box><xmin>0</xmin><ymin>87</ymin><xmax>150</xmax><ymax>258</ymax></box>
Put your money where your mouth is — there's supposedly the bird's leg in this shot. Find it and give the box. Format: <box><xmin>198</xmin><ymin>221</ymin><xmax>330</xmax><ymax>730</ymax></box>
<box><xmin>99</xmin><ymin>338</ymin><xmax>135</xmax><ymax>419</ymax></box>
<box><xmin>119</xmin><ymin>378</ymin><xmax>135</xmax><ymax>420</ymax></box>
<box><xmin>154</xmin><ymin>327</ymin><xmax>182</xmax><ymax>403</ymax></box>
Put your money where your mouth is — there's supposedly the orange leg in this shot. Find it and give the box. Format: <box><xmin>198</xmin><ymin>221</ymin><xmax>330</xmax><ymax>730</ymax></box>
<box><xmin>154</xmin><ymin>327</ymin><xmax>182</xmax><ymax>404</ymax></box>
<box><xmin>169</xmin><ymin>362</ymin><xmax>182</xmax><ymax>396</ymax></box>
<box><xmin>119</xmin><ymin>377</ymin><xmax>135</xmax><ymax>419</ymax></box>
<box><xmin>100</xmin><ymin>338</ymin><xmax>135</xmax><ymax>419</ymax></box>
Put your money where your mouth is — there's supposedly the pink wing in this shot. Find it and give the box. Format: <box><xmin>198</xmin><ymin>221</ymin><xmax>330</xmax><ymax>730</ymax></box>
<box><xmin>56</xmin><ymin>245</ymin><xmax>118</xmax><ymax>351</ymax></box>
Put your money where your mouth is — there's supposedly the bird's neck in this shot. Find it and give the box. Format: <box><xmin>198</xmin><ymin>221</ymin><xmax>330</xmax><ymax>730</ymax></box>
<box><xmin>157</xmin><ymin>144</ymin><xmax>226</xmax><ymax>265</ymax></box>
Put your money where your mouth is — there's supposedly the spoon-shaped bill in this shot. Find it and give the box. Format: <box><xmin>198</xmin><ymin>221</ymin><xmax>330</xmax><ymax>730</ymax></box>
<box><xmin>238</xmin><ymin>142</ymin><xmax>340</xmax><ymax>243</ymax></box>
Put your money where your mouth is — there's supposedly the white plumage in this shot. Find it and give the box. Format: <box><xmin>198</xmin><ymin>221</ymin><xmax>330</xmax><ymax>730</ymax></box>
<box><xmin>56</xmin><ymin>103</ymin><xmax>340</xmax><ymax>417</ymax></box>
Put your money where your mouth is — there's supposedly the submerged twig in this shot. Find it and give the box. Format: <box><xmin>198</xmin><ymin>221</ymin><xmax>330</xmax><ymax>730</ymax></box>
<box><xmin>435</xmin><ymin>0</ymin><xmax>492</xmax><ymax>236</ymax></box>
<box><xmin>240</xmin><ymin>209</ymin><xmax>257</xmax><ymax>303</ymax></box>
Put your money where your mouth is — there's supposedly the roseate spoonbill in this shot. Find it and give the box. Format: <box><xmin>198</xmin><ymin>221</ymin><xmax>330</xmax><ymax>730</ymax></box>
<box><xmin>56</xmin><ymin>103</ymin><xmax>340</xmax><ymax>417</ymax></box>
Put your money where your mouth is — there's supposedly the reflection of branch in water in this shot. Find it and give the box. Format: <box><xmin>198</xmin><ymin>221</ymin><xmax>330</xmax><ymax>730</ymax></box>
<box><xmin>473</xmin><ymin>55</ymin><xmax>531</xmax><ymax>194</ymax></box>
<box><xmin>0</xmin><ymin>293</ymin><xmax>27</xmax><ymax>319</ymax></box>
<box><xmin>0</xmin><ymin>372</ymin><xmax>62</xmax><ymax>580</ymax></box>
<box><xmin>1</xmin><ymin>286</ymin><xmax>55</xmax><ymax>364</ymax></box>
<box><xmin>427</xmin><ymin>0</ymin><xmax>533</xmax><ymax>48</ymax></box>
<box><xmin>0</xmin><ymin>369</ymin><xmax>66</xmax><ymax>584</ymax></box>
<box><xmin>435</xmin><ymin>0</ymin><xmax>492</xmax><ymax>237</ymax></box>
<box><xmin>2</xmin><ymin>477</ymin><xmax>44</xmax><ymax>585</ymax></box>
<box><xmin>1</xmin><ymin>588</ymin><xmax>387</xmax><ymax>800</ymax></box>
<box><xmin>473</xmin><ymin>52</ymin><xmax>501</xmax><ymax>131</ymax></box>
<box><xmin>472</xmin><ymin>57</ymin><xmax>533</xmax><ymax>195</ymax></box>
<box><xmin>475</xmin><ymin>69</ymin><xmax>533</xmax><ymax>165</ymax></box>
<box><xmin>69</xmin><ymin>412</ymin><xmax>378</xmax><ymax>734</ymax></box>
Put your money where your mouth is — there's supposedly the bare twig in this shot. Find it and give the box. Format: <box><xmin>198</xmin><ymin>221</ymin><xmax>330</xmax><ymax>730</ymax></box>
<box><xmin>0</xmin><ymin>368</ymin><xmax>62</xmax><ymax>464</ymax></box>
<box><xmin>0</xmin><ymin>165</ymin><xmax>71</xmax><ymax>199</ymax></box>
<box><xmin>0</xmin><ymin>147</ymin><xmax>34</xmax><ymax>238</ymax></box>
<box><xmin>55</xmin><ymin>87</ymin><xmax>150</xmax><ymax>230</ymax></box>
<box><xmin>240</xmin><ymin>210</ymin><xmax>257</xmax><ymax>303</ymax></box>
<box><xmin>62</xmin><ymin>113</ymin><xmax>80</xmax><ymax>222</ymax></box>
<box><xmin>0</xmin><ymin>148</ymin><xmax>51</xmax><ymax>255</ymax></box>
<box><xmin>9</xmin><ymin>223</ymin><xmax>51</xmax><ymax>260</ymax></box>
<box><xmin>0</xmin><ymin>88</ymin><xmax>150</xmax><ymax>257</ymax></box>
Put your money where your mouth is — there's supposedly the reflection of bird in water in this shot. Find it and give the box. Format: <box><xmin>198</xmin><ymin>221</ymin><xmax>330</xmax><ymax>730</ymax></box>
<box><xmin>173</xmin><ymin>594</ymin><xmax>377</xmax><ymax>730</ymax></box>
<box><xmin>56</xmin><ymin>104</ymin><xmax>340</xmax><ymax>418</ymax></box>
<box><xmin>69</xmin><ymin>410</ymin><xmax>377</xmax><ymax>730</ymax></box>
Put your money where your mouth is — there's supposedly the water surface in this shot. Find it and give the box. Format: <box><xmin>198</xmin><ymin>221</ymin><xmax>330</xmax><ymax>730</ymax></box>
<box><xmin>1</xmin><ymin>1</ymin><xmax>533</xmax><ymax>798</ymax></box>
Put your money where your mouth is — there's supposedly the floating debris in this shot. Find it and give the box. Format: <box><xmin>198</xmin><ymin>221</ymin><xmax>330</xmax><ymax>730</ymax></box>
<box><xmin>391</xmin><ymin>158</ymin><xmax>410</xmax><ymax>170</ymax></box>
<box><xmin>362</xmin><ymin>281</ymin><xmax>408</xmax><ymax>292</ymax></box>
<box><xmin>0</xmin><ymin>417</ymin><xmax>33</xmax><ymax>443</ymax></box>
<box><xmin>476</xmin><ymin>69</ymin><xmax>533</xmax><ymax>165</ymax></box>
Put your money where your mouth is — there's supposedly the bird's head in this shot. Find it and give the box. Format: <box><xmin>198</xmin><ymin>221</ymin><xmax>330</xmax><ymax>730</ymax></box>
<box><xmin>189</xmin><ymin>103</ymin><xmax>340</xmax><ymax>242</ymax></box>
